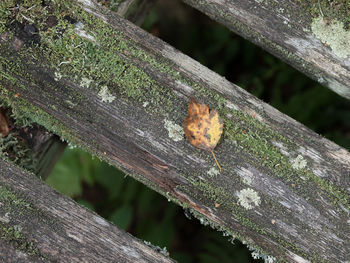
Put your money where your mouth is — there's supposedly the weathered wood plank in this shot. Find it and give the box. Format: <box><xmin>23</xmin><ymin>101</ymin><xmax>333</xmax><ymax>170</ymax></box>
<box><xmin>0</xmin><ymin>0</ymin><xmax>153</xmax><ymax>180</ymax></box>
<box><xmin>182</xmin><ymin>0</ymin><xmax>350</xmax><ymax>100</ymax></box>
<box><xmin>0</xmin><ymin>0</ymin><xmax>349</xmax><ymax>262</ymax></box>
<box><xmin>32</xmin><ymin>131</ymin><xmax>66</xmax><ymax>179</ymax></box>
<box><xmin>0</xmin><ymin>106</ymin><xmax>66</xmax><ymax>179</ymax></box>
<box><xmin>116</xmin><ymin>0</ymin><xmax>156</xmax><ymax>26</ymax></box>
<box><xmin>0</xmin><ymin>158</ymin><xmax>173</xmax><ymax>263</ymax></box>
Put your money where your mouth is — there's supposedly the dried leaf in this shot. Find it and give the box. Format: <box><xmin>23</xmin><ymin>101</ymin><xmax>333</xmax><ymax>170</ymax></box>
<box><xmin>0</xmin><ymin>109</ymin><xmax>10</xmax><ymax>137</ymax></box>
<box><xmin>183</xmin><ymin>98</ymin><xmax>223</xmax><ymax>171</ymax></box>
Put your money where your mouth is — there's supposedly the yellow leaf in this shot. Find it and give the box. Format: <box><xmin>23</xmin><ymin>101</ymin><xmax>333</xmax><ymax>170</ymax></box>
<box><xmin>183</xmin><ymin>98</ymin><xmax>223</xmax><ymax>171</ymax></box>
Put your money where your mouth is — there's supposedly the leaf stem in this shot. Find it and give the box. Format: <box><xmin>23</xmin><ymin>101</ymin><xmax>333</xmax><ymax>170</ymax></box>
<box><xmin>211</xmin><ymin>150</ymin><xmax>222</xmax><ymax>173</ymax></box>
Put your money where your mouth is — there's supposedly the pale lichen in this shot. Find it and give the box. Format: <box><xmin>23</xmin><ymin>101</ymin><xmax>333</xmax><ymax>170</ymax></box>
<box><xmin>80</xmin><ymin>77</ymin><xmax>93</xmax><ymax>88</ymax></box>
<box><xmin>199</xmin><ymin>217</ymin><xmax>210</xmax><ymax>226</ymax></box>
<box><xmin>242</xmin><ymin>176</ymin><xmax>252</xmax><ymax>185</ymax></box>
<box><xmin>251</xmin><ymin>251</ymin><xmax>276</xmax><ymax>263</ymax></box>
<box><xmin>54</xmin><ymin>71</ymin><xmax>62</xmax><ymax>81</ymax></box>
<box><xmin>311</xmin><ymin>16</ymin><xmax>350</xmax><ymax>58</ymax></box>
<box><xmin>246</xmin><ymin>242</ymin><xmax>276</xmax><ymax>263</ymax></box>
<box><xmin>237</xmin><ymin>188</ymin><xmax>261</xmax><ymax>210</ymax></box>
<box><xmin>143</xmin><ymin>241</ymin><xmax>169</xmax><ymax>257</ymax></box>
<box><xmin>207</xmin><ymin>167</ymin><xmax>220</xmax><ymax>177</ymax></box>
<box><xmin>291</xmin><ymin>155</ymin><xmax>307</xmax><ymax>170</ymax></box>
<box><xmin>0</xmin><ymin>213</ymin><xmax>10</xmax><ymax>224</ymax></box>
<box><xmin>98</xmin><ymin>85</ymin><xmax>115</xmax><ymax>103</ymax></box>
<box><xmin>163</xmin><ymin>119</ymin><xmax>184</xmax><ymax>142</ymax></box>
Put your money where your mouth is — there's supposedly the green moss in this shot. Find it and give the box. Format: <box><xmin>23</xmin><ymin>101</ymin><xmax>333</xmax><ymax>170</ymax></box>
<box><xmin>0</xmin><ymin>0</ymin><xmax>186</xmax><ymax>161</ymax></box>
<box><xmin>1</xmin><ymin>0</ymin><xmax>344</xmax><ymax>203</ymax></box>
<box><xmin>0</xmin><ymin>184</ymin><xmax>55</xmax><ymax>259</ymax></box>
<box><xmin>177</xmin><ymin>199</ymin><xmax>286</xmax><ymax>262</ymax></box>
<box><xmin>186</xmin><ymin>175</ymin><xmax>232</xmax><ymax>206</ymax></box>
<box><xmin>0</xmin><ymin>224</ymin><xmax>41</xmax><ymax>256</ymax></box>
<box><xmin>0</xmin><ymin>99</ymin><xmax>38</xmax><ymax>172</ymax></box>
<box><xmin>0</xmin><ymin>133</ymin><xmax>36</xmax><ymax>171</ymax></box>
<box><xmin>0</xmin><ymin>184</ymin><xmax>59</xmax><ymax>229</ymax></box>
<box><xmin>307</xmin><ymin>0</ymin><xmax>350</xmax><ymax>30</ymax></box>
<box><xmin>0</xmin><ymin>88</ymin><xmax>79</xmax><ymax>146</ymax></box>
<box><xmin>0</xmin><ymin>0</ymin><xmax>218</xmax><ymax>125</ymax></box>
<box><xmin>0</xmin><ymin>2</ymin><xmax>348</xmax><ymax>261</ymax></box>
<box><xmin>0</xmin><ymin>2</ymin><xmax>13</xmax><ymax>34</ymax></box>
<box><xmin>204</xmin><ymin>107</ymin><xmax>349</xmax><ymax>211</ymax></box>
<box><xmin>299</xmin><ymin>1</ymin><xmax>350</xmax><ymax>59</ymax></box>
<box><xmin>0</xmin><ymin>185</ymin><xmax>32</xmax><ymax>210</ymax></box>
<box><xmin>179</xmin><ymin>175</ymin><xmax>268</xmax><ymax>236</ymax></box>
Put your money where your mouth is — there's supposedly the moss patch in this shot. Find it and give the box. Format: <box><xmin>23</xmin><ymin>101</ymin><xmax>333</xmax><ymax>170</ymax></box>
<box><xmin>0</xmin><ymin>223</ymin><xmax>41</xmax><ymax>257</ymax></box>
<box><xmin>0</xmin><ymin>2</ymin><xmax>348</xmax><ymax>262</ymax></box>
<box><xmin>0</xmin><ymin>185</ymin><xmax>32</xmax><ymax>210</ymax></box>
<box><xmin>308</xmin><ymin>0</ymin><xmax>350</xmax><ymax>30</ymax></box>
<box><xmin>0</xmin><ymin>184</ymin><xmax>56</xmax><ymax>259</ymax></box>
<box><xmin>0</xmin><ymin>132</ymin><xmax>36</xmax><ymax>171</ymax></box>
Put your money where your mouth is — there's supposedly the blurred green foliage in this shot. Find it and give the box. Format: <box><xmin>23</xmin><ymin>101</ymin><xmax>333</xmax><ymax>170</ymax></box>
<box><xmin>47</xmin><ymin>1</ymin><xmax>350</xmax><ymax>262</ymax></box>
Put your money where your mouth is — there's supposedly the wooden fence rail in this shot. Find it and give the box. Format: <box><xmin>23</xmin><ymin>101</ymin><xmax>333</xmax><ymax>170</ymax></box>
<box><xmin>182</xmin><ymin>0</ymin><xmax>350</xmax><ymax>100</ymax></box>
<box><xmin>0</xmin><ymin>0</ymin><xmax>349</xmax><ymax>262</ymax></box>
<box><xmin>0</xmin><ymin>158</ymin><xmax>174</xmax><ymax>263</ymax></box>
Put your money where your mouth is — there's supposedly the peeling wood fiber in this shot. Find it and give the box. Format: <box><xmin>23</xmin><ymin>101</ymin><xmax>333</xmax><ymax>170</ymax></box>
<box><xmin>0</xmin><ymin>0</ymin><xmax>349</xmax><ymax>262</ymax></box>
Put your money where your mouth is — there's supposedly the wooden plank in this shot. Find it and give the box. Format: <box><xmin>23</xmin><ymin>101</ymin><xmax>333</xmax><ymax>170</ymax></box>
<box><xmin>0</xmin><ymin>0</ymin><xmax>349</xmax><ymax>262</ymax></box>
<box><xmin>182</xmin><ymin>0</ymin><xmax>350</xmax><ymax>100</ymax></box>
<box><xmin>0</xmin><ymin>106</ymin><xmax>66</xmax><ymax>179</ymax></box>
<box><xmin>0</xmin><ymin>0</ymin><xmax>154</xmax><ymax>180</ymax></box>
<box><xmin>0</xmin><ymin>158</ymin><xmax>174</xmax><ymax>263</ymax></box>
<box><xmin>32</xmin><ymin>131</ymin><xmax>66</xmax><ymax>179</ymax></box>
<box><xmin>116</xmin><ymin>0</ymin><xmax>156</xmax><ymax>26</ymax></box>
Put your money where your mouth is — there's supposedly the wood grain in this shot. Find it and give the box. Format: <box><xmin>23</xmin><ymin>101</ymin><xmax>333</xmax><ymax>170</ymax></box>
<box><xmin>182</xmin><ymin>0</ymin><xmax>350</xmax><ymax>100</ymax></box>
<box><xmin>0</xmin><ymin>0</ymin><xmax>155</xmax><ymax>180</ymax></box>
<box><xmin>0</xmin><ymin>0</ymin><xmax>349</xmax><ymax>262</ymax></box>
<box><xmin>0</xmin><ymin>158</ymin><xmax>174</xmax><ymax>263</ymax></box>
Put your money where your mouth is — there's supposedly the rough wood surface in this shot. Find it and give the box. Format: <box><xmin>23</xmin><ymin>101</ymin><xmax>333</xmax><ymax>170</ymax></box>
<box><xmin>0</xmin><ymin>158</ymin><xmax>174</xmax><ymax>263</ymax></box>
<box><xmin>182</xmin><ymin>0</ymin><xmax>350</xmax><ymax>100</ymax></box>
<box><xmin>0</xmin><ymin>106</ymin><xmax>65</xmax><ymax>179</ymax></box>
<box><xmin>116</xmin><ymin>0</ymin><xmax>156</xmax><ymax>26</ymax></box>
<box><xmin>32</xmin><ymin>131</ymin><xmax>66</xmax><ymax>179</ymax></box>
<box><xmin>0</xmin><ymin>0</ymin><xmax>153</xmax><ymax>180</ymax></box>
<box><xmin>0</xmin><ymin>0</ymin><xmax>349</xmax><ymax>262</ymax></box>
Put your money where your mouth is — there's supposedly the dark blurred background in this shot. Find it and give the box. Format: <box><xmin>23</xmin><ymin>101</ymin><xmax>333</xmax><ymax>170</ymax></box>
<box><xmin>46</xmin><ymin>1</ymin><xmax>350</xmax><ymax>262</ymax></box>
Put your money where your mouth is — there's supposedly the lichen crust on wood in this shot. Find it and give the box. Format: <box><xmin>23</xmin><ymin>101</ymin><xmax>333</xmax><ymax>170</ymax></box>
<box><xmin>0</xmin><ymin>1</ymin><xmax>349</xmax><ymax>262</ymax></box>
<box><xmin>0</xmin><ymin>158</ymin><xmax>175</xmax><ymax>262</ymax></box>
<box><xmin>182</xmin><ymin>0</ymin><xmax>350</xmax><ymax>99</ymax></box>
